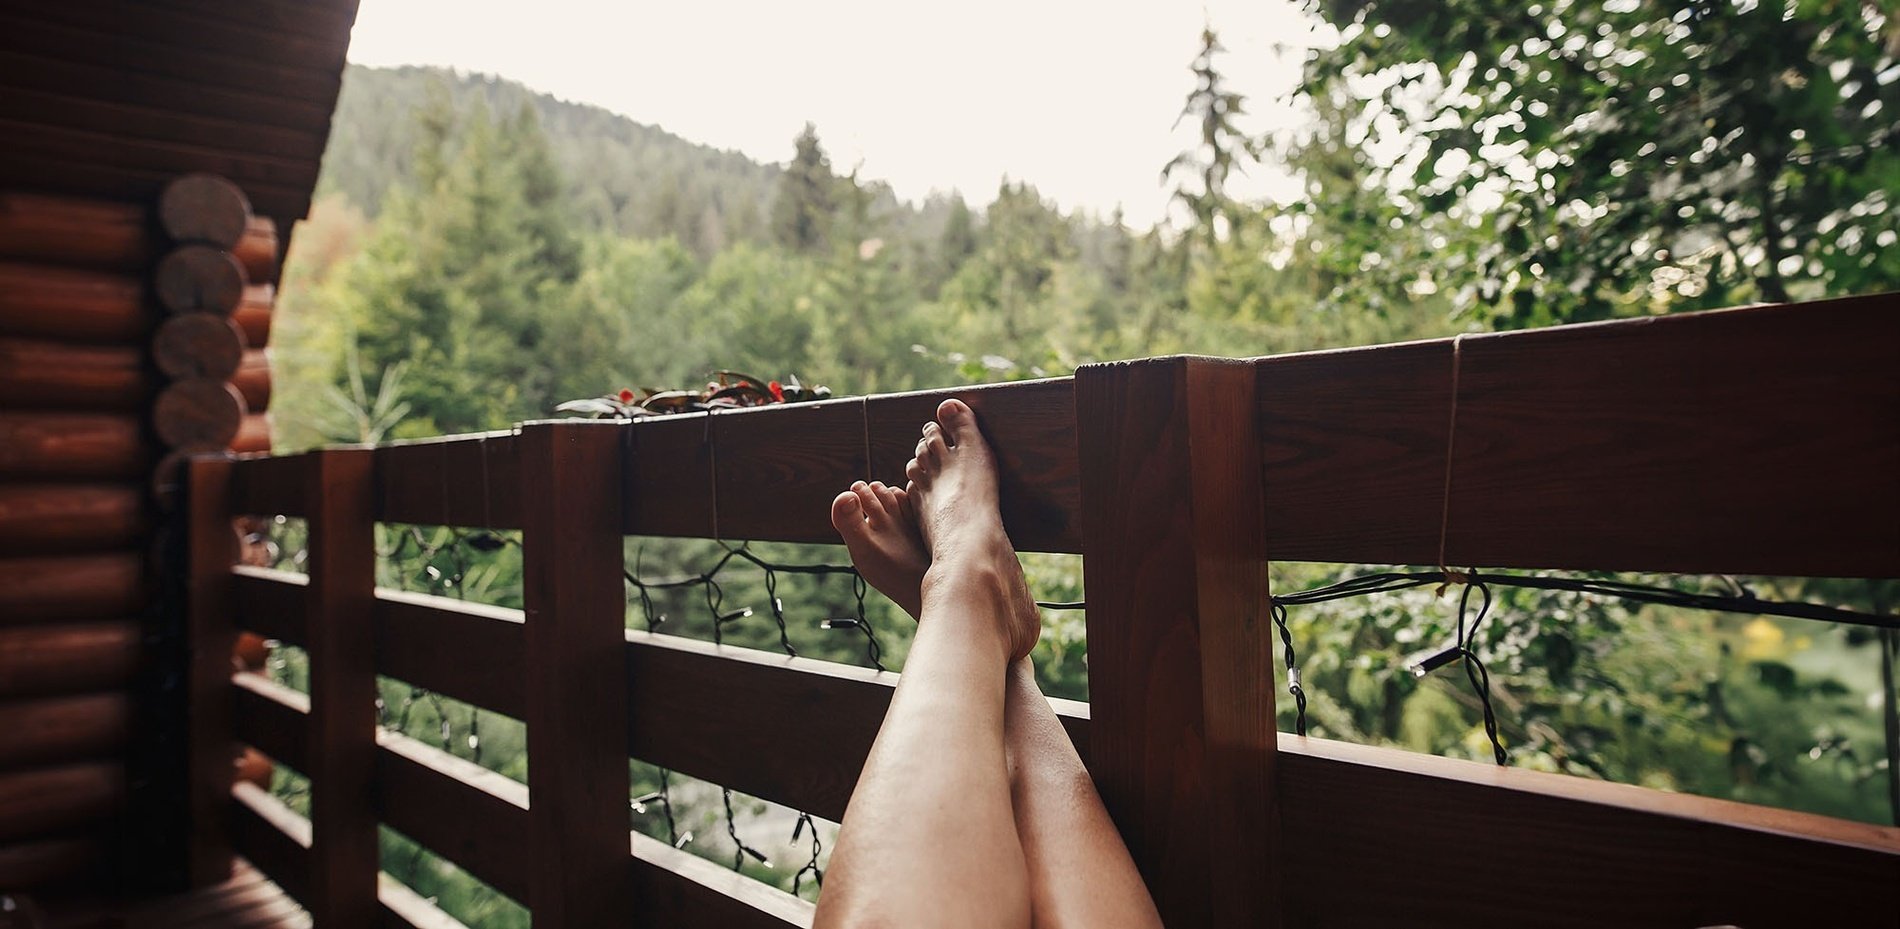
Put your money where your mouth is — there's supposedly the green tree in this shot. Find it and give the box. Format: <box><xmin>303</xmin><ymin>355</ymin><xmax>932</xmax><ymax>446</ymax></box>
<box><xmin>1289</xmin><ymin>0</ymin><xmax>1900</xmax><ymax>326</ymax></box>
<box><xmin>772</xmin><ymin>123</ymin><xmax>839</xmax><ymax>254</ymax></box>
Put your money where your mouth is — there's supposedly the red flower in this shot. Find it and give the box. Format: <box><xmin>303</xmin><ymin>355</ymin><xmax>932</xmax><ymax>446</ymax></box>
<box><xmin>768</xmin><ymin>380</ymin><xmax>785</xmax><ymax>402</ymax></box>
<box><xmin>618</xmin><ymin>388</ymin><xmax>635</xmax><ymax>404</ymax></box>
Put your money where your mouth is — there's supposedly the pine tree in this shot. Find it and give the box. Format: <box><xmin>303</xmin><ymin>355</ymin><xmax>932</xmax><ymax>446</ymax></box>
<box><xmin>771</xmin><ymin>123</ymin><xmax>838</xmax><ymax>254</ymax></box>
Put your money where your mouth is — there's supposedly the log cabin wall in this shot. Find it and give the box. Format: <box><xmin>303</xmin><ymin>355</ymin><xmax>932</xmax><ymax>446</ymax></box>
<box><xmin>0</xmin><ymin>0</ymin><xmax>362</xmax><ymax>897</ymax></box>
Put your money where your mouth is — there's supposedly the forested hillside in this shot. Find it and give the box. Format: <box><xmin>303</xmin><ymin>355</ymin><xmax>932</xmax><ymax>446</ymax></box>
<box><xmin>267</xmin><ymin>9</ymin><xmax>1899</xmax><ymax>924</ymax></box>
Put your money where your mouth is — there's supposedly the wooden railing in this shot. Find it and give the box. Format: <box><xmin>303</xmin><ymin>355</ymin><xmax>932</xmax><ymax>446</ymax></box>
<box><xmin>185</xmin><ymin>293</ymin><xmax>1900</xmax><ymax>928</ymax></box>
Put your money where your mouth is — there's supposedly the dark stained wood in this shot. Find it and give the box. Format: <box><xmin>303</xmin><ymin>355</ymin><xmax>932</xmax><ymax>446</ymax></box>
<box><xmin>154</xmin><ymin>244</ymin><xmax>246</xmax><ymax>315</ymax></box>
<box><xmin>0</xmin><ymin>762</ymin><xmax>124</xmax><ymax>842</ymax></box>
<box><xmin>232</xmin><ymin>414</ymin><xmax>271</xmax><ymax>454</ymax></box>
<box><xmin>627</xmin><ymin>830</ymin><xmax>812</xmax><ymax>929</ymax></box>
<box><xmin>1277</xmin><ymin>735</ymin><xmax>1900</xmax><ymax>928</ymax></box>
<box><xmin>154</xmin><ymin>379</ymin><xmax>245</xmax><ymax>450</ymax></box>
<box><xmin>626</xmin><ymin>629</ymin><xmax>1090</xmax><ymax>822</ymax></box>
<box><xmin>862</xmin><ymin>378</ymin><xmax>1082</xmax><ymax>553</ymax></box>
<box><xmin>235</xmin><ymin>286</ymin><xmax>275</xmax><ymax>347</ymax></box>
<box><xmin>231</xmin><ymin>567</ymin><xmax>307</xmax><ymax>646</ymax></box>
<box><xmin>230</xmin><ymin>453</ymin><xmax>306</xmax><ymax>518</ymax></box>
<box><xmin>153</xmin><ymin>313</ymin><xmax>245</xmax><ymax>380</ymax></box>
<box><xmin>0</xmin><ymin>191</ymin><xmax>279</xmax><ymax>282</ymax></box>
<box><xmin>3</xmin><ymin>5</ymin><xmax>350</xmax><ymax>79</ymax></box>
<box><xmin>519</xmin><ymin>421</ymin><xmax>630</xmax><ymax>927</ymax></box>
<box><xmin>301</xmin><ymin>448</ymin><xmax>378</xmax><ymax>926</ymax></box>
<box><xmin>0</xmin><ymin>484</ymin><xmax>146</xmax><ymax>555</ymax></box>
<box><xmin>0</xmin><ymin>834</ymin><xmax>106</xmax><ymax>890</ymax></box>
<box><xmin>376</xmin><ymin>591</ymin><xmax>525</xmax><ymax>718</ymax></box>
<box><xmin>0</xmin><ymin>553</ymin><xmax>145</xmax><ymax>622</ymax></box>
<box><xmin>375</xmin><ymin>431</ymin><xmax>520</xmax><ymax>528</ymax></box>
<box><xmin>622</xmin><ymin>379</ymin><xmax>1083</xmax><ymax>552</ymax></box>
<box><xmin>1258</xmin><ymin>294</ymin><xmax>1900</xmax><ymax>576</ymax></box>
<box><xmin>0</xmin><ymin>337</ymin><xmax>149</xmax><ymax>411</ymax></box>
<box><xmin>0</xmin><ymin>412</ymin><xmax>148</xmax><ymax>479</ymax></box>
<box><xmin>377</xmin><ymin>873</ymin><xmax>467</xmax><ymax>929</ymax></box>
<box><xmin>1075</xmin><ymin>356</ymin><xmax>1281</xmax><ymax>929</ymax></box>
<box><xmin>232</xmin><ymin>671</ymin><xmax>308</xmax><ymax>774</ymax></box>
<box><xmin>0</xmin><ymin>262</ymin><xmax>151</xmax><ymax>343</ymax></box>
<box><xmin>159</xmin><ymin>174</ymin><xmax>252</xmax><ymax>249</ymax></box>
<box><xmin>187</xmin><ymin>454</ymin><xmax>238</xmax><ymax>886</ymax></box>
<box><xmin>375</xmin><ymin>731</ymin><xmax>529</xmax><ymax>903</ymax></box>
<box><xmin>0</xmin><ymin>693</ymin><xmax>131</xmax><ymax>767</ymax></box>
<box><xmin>234</xmin><ymin>350</ymin><xmax>272</xmax><ymax>411</ymax></box>
<box><xmin>0</xmin><ymin>620</ymin><xmax>139</xmax><ymax>697</ymax></box>
<box><xmin>230</xmin><ymin>782</ymin><xmax>310</xmax><ymax>904</ymax></box>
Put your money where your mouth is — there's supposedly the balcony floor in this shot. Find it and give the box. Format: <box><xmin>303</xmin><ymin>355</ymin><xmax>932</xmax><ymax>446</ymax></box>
<box><xmin>45</xmin><ymin>861</ymin><xmax>308</xmax><ymax>929</ymax></box>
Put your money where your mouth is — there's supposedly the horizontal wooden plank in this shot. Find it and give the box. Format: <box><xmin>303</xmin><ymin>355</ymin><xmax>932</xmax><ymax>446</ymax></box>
<box><xmin>0</xmin><ymin>7</ymin><xmax>349</xmax><ymax>98</ymax></box>
<box><xmin>0</xmin><ymin>692</ymin><xmax>130</xmax><ymax>768</ymax></box>
<box><xmin>375</xmin><ymin>432</ymin><xmax>520</xmax><ymax>529</ymax></box>
<box><xmin>625</xmin><ymin>631</ymin><xmax>1088</xmax><ymax>822</ymax></box>
<box><xmin>231</xmin><ymin>454</ymin><xmax>309</xmax><ymax>518</ymax></box>
<box><xmin>232</xmin><ymin>566</ymin><xmax>308</xmax><ymax>645</ymax></box>
<box><xmin>0</xmin><ymin>12</ymin><xmax>346</xmax><ymax>108</ymax></box>
<box><xmin>375</xmin><ymin>730</ymin><xmax>529</xmax><ymax>904</ymax></box>
<box><xmin>377</xmin><ymin>591</ymin><xmax>525</xmax><ymax>717</ymax></box>
<box><xmin>232</xmin><ymin>671</ymin><xmax>308</xmax><ymax>773</ymax></box>
<box><xmin>379</xmin><ymin>872</ymin><xmax>471</xmax><ymax>929</ymax></box>
<box><xmin>230</xmin><ymin>782</ymin><xmax>310</xmax><ymax>903</ymax></box>
<box><xmin>628</xmin><ymin>830</ymin><xmax>811</xmax><ymax>929</ymax></box>
<box><xmin>623</xmin><ymin>378</ymin><xmax>1081</xmax><ymax>551</ymax></box>
<box><xmin>0</xmin><ymin>761</ymin><xmax>125</xmax><ymax>842</ymax></box>
<box><xmin>1258</xmin><ymin>294</ymin><xmax>1900</xmax><ymax>576</ymax></box>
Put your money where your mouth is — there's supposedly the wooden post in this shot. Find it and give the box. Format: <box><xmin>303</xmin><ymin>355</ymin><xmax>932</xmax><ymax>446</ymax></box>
<box><xmin>185</xmin><ymin>454</ymin><xmax>236</xmax><ymax>886</ymax></box>
<box><xmin>1074</xmin><ymin>356</ymin><xmax>1283</xmax><ymax>929</ymax></box>
<box><xmin>519</xmin><ymin>421</ymin><xmax>630</xmax><ymax>927</ymax></box>
<box><xmin>303</xmin><ymin>449</ymin><xmax>378</xmax><ymax>926</ymax></box>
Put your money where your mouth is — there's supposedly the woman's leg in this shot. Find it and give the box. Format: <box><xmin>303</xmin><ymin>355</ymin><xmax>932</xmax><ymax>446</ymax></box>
<box><xmin>814</xmin><ymin>400</ymin><xmax>1041</xmax><ymax>929</ymax></box>
<box><xmin>826</xmin><ymin>403</ymin><xmax>1161</xmax><ymax>929</ymax></box>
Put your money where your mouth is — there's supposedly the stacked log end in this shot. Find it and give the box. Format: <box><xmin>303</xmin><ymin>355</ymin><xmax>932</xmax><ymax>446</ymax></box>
<box><xmin>0</xmin><ymin>174</ymin><xmax>281</xmax><ymax>892</ymax></box>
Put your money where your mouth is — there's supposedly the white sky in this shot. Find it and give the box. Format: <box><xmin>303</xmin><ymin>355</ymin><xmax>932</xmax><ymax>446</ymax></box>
<box><xmin>345</xmin><ymin>0</ymin><xmax>1320</xmax><ymax>227</ymax></box>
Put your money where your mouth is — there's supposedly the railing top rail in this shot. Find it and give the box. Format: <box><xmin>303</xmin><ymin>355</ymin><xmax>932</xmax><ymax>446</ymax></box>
<box><xmin>222</xmin><ymin>291</ymin><xmax>1898</xmax><ymax>576</ymax></box>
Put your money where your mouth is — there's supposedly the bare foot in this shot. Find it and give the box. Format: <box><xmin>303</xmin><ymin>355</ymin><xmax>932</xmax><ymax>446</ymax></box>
<box><xmin>830</xmin><ymin>480</ymin><xmax>928</xmax><ymax>620</ymax></box>
<box><xmin>905</xmin><ymin>399</ymin><xmax>1041</xmax><ymax>661</ymax></box>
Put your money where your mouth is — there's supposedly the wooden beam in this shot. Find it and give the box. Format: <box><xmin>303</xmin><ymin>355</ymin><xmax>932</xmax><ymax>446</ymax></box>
<box><xmin>377</xmin><ymin>590</ymin><xmax>525</xmax><ymax>718</ymax></box>
<box><xmin>375</xmin><ymin>432</ymin><xmax>520</xmax><ymax>528</ymax></box>
<box><xmin>375</xmin><ymin>730</ymin><xmax>530</xmax><ymax>904</ymax></box>
<box><xmin>0</xmin><ymin>692</ymin><xmax>131</xmax><ymax>767</ymax></box>
<box><xmin>232</xmin><ymin>670</ymin><xmax>307</xmax><ymax>773</ymax></box>
<box><xmin>303</xmin><ymin>447</ymin><xmax>378</xmax><ymax>926</ymax></box>
<box><xmin>230</xmin><ymin>781</ymin><xmax>309</xmax><ymax>903</ymax></box>
<box><xmin>230</xmin><ymin>566</ymin><xmax>306</xmax><ymax>645</ymax></box>
<box><xmin>0</xmin><ymin>484</ymin><xmax>148</xmax><ymax>556</ymax></box>
<box><xmin>519</xmin><ymin>421</ymin><xmax>630</xmax><ymax>927</ymax></box>
<box><xmin>0</xmin><ymin>762</ymin><xmax>125</xmax><ymax>843</ymax></box>
<box><xmin>0</xmin><ymin>620</ymin><xmax>140</xmax><ymax>697</ymax></box>
<box><xmin>627</xmin><ymin>830</ymin><xmax>812</xmax><ymax>929</ymax></box>
<box><xmin>230</xmin><ymin>453</ymin><xmax>306</xmax><ymax>517</ymax></box>
<box><xmin>186</xmin><ymin>453</ymin><xmax>237</xmax><ymax>886</ymax></box>
<box><xmin>1075</xmin><ymin>356</ymin><xmax>1281</xmax><ymax>929</ymax></box>
<box><xmin>1257</xmin><ymin>294</ymin><xmax>1900</xmax><ymax>576</ymax></box>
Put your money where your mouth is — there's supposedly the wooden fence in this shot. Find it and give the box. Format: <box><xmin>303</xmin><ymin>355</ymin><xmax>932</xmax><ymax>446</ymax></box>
<box><xmin>186</xmin><ymin>294</ymin><xmax>1900</xmax><ymax>928</ymax></box>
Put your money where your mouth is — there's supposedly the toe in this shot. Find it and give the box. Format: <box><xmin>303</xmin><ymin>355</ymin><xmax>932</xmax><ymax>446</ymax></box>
<box><xmin>905</xmin><ymin>458</ymin><xmax>926</xmax><ymax>483</ymax></box>
<box><xmin>936</xmin><ymin>398</ymin><xmax>978</xmax><ymax>448</ymax></box>
<box><xmin>871</xmin><ymin>482</ymin><xmax>902</xmax><ymax>517</ymax></box>
<box><xmin>830</xmin><ymin>490</ymin><xmax>867</xmax><ymax>538</ymax></box>
<box><xmin>854</xmin><ymin>482</ymin><xmax>886</xmax><ymax>525</ymax></box>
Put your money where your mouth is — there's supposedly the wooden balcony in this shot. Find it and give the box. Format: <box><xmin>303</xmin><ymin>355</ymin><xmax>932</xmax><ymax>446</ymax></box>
<box><xmin>170</xmin><ymin>293</ymin><xmax>1898</xmax><ymax>928</ymax></box>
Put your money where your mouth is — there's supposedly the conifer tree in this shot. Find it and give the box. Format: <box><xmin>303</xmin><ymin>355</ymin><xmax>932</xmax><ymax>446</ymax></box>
<box><xmin>772</xmin><ymin>123</ymin><xmax>838</xmax><ymax>254</ymax></box>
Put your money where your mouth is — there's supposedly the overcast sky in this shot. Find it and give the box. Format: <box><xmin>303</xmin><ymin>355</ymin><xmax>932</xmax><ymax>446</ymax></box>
<box><xmin>345</xmin><ymin>0</ymin><xmax>1320</xmax><ymax>227</ymax></box>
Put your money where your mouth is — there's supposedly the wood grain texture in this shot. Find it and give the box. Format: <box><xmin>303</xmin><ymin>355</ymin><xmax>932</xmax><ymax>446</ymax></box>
<box><xmin>159</xmin><ymin>173</ymin><xmax>252</xmax><ymax>249</ymax></box>
<box><xmin>518</xmin><ymin>421</ymin><xmax>630</xmax><ymax>927</ymax></box>
<box><xmin>0</xmin><ymin>412</ymin><xmax>149</xmax><ymax>479</ymax></box>
<box><xmin>0</xmin><ymin>261</ymin><xmax>151</xmax><ymax>343</ymax></box>
<box><xmin>153</xmin><ymin>312</ymin><xmax>245</xmax><ymax>380</ymax></box>
<box><xmin>187</xmin><ymin>454</ymin><xmax>238</xmax><ymax>886</ymax></box>
<box><xmin>154</xmin><ymin>378</ymin><xmax>245</xmax><ymax>451</ymax></box>
<box><xmin>0</xmin><ymin>552</ymin><xmax>145</xmax><ymax>622</ymax></box>
<box><xmin>0</xmin><ymin>692</ymin><xmax>131</xmax><ymax>767</ymax></box>
<box><xmin>375</xmin><ymin>431</ymin><xmax>520</xmax><ymax>529</ymax></box>
<box><xmin>376</xmin><ymin>591</ymin><xmax>525</xmax><ymax>718</ymax></box>
<box><xmin>0</xmin><ymin>620</ymin><xmax>139</xmax><ymax>697</ymax></box>
<box><xmin>1257</xmin><ymin>295</ymin><xmax>1900</xmax><ymax>576</ymax></box>
<box><xmin>0</xmin><ymin>336</ymin><xmax>150</xmax><ymax>411</ymax></box>
<box><xmin>1075</xmin><ymin>356</ymin><xmax>1281</xmax><ymax>929</ymax></box>
<box><xmin>154</xmin><ymin>244</ymin><xmax>246</xmax><ymax>315</ymax></box>
<box><xmin>302</xmin><ymin>448</ymin><xmax>378</xmax><ymax>926</ymax></box>
<box><xmin>0</xmin><ymin>484</ymin><xmax>146</xmax><ymax>555</ymax></box>
<box><xmin>375</xmin><ymin>731</ymin><xmax>530</xmax><ymax>904</ymax></box>
<box><xmin>625</xmin><ymin>630</ymin><xmax>1090</xmax><ymax>823</ymax></box>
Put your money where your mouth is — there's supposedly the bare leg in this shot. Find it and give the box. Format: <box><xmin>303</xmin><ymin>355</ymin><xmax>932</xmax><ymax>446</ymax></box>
<box><xmin>826</xmin><ymin>407</ymin><xmax>1161</xmax><ymax>929</ymax></box>
<box><xmin>815</xmin><ymin>400</ymin><xmax>1041</xmax><ymax>929</ymax></box>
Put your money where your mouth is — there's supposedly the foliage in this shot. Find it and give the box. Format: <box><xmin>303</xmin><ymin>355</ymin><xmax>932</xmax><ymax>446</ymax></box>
<box><xmin>1283</xmin><ymin>0</ymin><xmax>1900</xmax><ymax>326</ymax></box>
